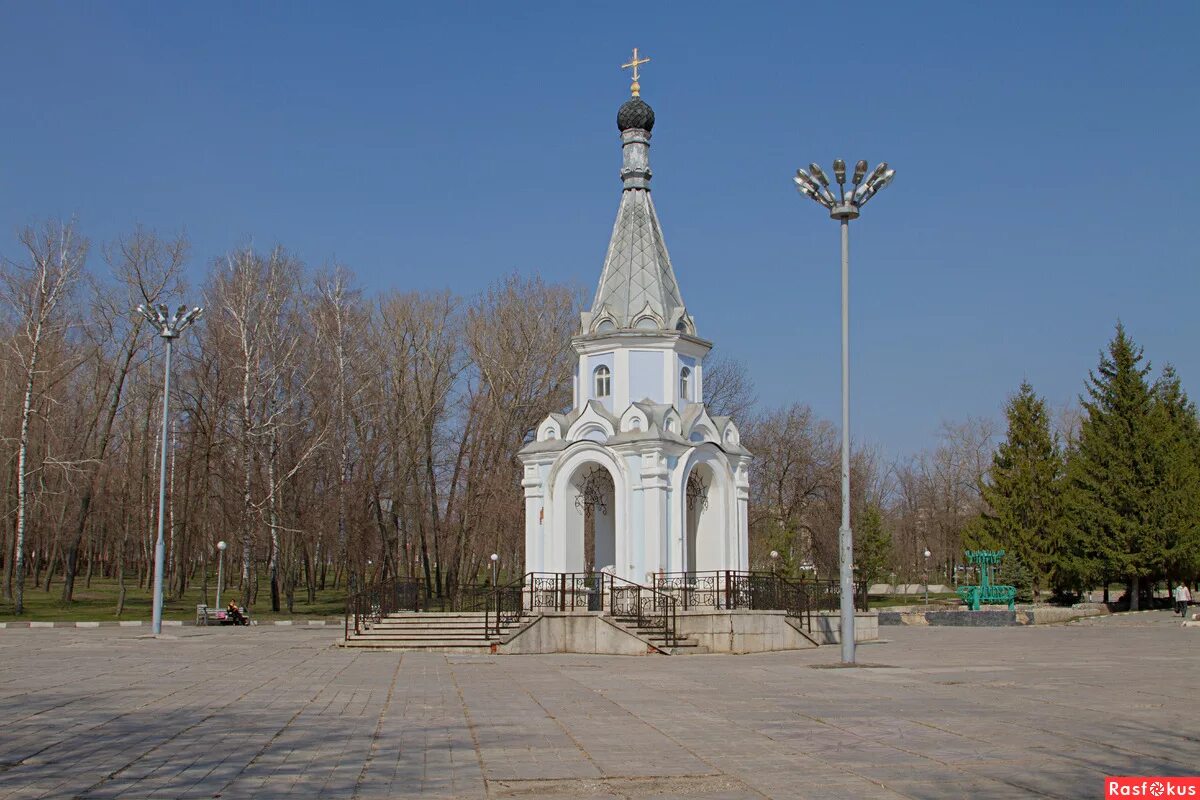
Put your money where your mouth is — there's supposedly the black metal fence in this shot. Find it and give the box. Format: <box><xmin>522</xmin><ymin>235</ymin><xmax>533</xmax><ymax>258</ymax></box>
<box><xmin>344</xmin><ymin>576</ymin><xmax>422</xmax><ymax>639</ymax></box>
<box><xmin>607</xmin><ymin>572</ymin><xmax>678</xmax><ymax>647</ymax></box>
<box><xmin>652</xmin><ymin>571</ymin><xmax>860</xmax><ymax>633</ymax></box>
<box><xmin>349</xmin><ymin>570</ymin><xmax>847</xmax><ymax>644</ymax></box>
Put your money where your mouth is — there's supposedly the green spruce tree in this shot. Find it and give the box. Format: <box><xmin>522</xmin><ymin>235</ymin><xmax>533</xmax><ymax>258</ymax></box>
<box><xmin>1063</xmin><ymin>324</ymin><xmax>1162</xmax><ymax>609</ymax></box>
<box><xmin>853</xmin><ymin>504</ymin><xmax>893</xmax><ymax>609</ymax></box>
<box><xmin>976</xmin><ymin>380</ymin><xmax>1063</xmax><ymax>598</ymax></box>
<box><xmin>1151</xmin><ymin>365</ymin><xmax>1200</xmax><ymax>582</ymax></box>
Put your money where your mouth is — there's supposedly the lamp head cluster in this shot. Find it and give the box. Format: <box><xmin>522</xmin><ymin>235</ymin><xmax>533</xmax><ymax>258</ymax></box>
<box><xmin>794</xmin><ymin>159</ymin><xmax>894</xmax><ymax>219</ymax></box>
<box><xmin>136</xmin><ymin>303</ymin><xmax>203</xmax><ymax>339</ymax></box>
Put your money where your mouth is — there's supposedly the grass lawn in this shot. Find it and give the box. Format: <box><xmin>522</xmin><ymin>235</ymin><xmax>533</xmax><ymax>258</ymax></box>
<box><xmin>867</xmin><ymin>592</ymin><xmax>962</xmax><ymax>609</ymax></box>
<box><xmin>1</xmin><ymin>575</ymin><xmax>347</xmax><ymax>623</ymax></box>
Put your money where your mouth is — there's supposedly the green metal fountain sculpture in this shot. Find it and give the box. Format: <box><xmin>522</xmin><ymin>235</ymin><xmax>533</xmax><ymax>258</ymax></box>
<box><xmin>956</xmin><ymin>550</ymin><xmax>1017</xmax><ymax>611</ymax></box>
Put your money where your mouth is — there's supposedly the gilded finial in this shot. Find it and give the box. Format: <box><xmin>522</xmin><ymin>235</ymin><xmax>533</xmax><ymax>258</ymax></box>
<box><xmin>621</xmin><ymin>47</ymin><xmax>651</xmax><ymax>97</ymax></box>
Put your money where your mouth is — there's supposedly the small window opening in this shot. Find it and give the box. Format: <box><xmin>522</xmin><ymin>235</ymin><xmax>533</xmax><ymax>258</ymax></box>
<box><xmin>594</xmin><ymin>365</ymin><xmax>611</xmax><ymax>398</ymax></box>
<box><xmin>679</xmin><ymin>367</ymin><xmax>691</xmax><ymax>400</ymax></box>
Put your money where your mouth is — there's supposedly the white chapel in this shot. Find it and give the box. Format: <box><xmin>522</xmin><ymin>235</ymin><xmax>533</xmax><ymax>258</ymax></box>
<box><xmin>519</xmin><ymin>56</ymin><xmax>751</xmax><ymax>584</ymax></box>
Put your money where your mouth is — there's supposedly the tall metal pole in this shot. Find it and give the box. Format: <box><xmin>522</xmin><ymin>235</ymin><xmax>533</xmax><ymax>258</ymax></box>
<box><xmin>792</xmin><ymin>159</ymin><xmax>895</xmax><ymax>666</ymax></box>
<box><xmin>216</xmin><ymin>542</ymin><xmax>226</xmax><ymax>608</ymax></box>
<box><xmin>151</xmin><ymin>336</ymin><xmax>173</xmax><ymax>636</ymax></box>
<box><xmin>838</xmin><ymin>218</ymin><xmax>856</xmax><ymax>664</ymax></box>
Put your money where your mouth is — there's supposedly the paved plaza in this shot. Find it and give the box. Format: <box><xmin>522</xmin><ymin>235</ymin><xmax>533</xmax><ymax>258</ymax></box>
<box><xmin>0</xmin><ymin>612</ymin><xmax>1196</xmax><ymax>799</ymax></box>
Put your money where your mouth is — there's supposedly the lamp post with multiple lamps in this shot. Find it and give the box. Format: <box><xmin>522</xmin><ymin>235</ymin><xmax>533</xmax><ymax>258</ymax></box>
<box><xmin>137</xmin><ymin>303</ymin><xmax>203</xmax><ymax>636</ymax></box>
<box><xmin>793</xmin><ymin>159</ymin><xmax>895</xmax><ymax>665</ymax></box>
<box><xmin>215</xmin><ymin>540</ymin><xmax>227</xmax><ymax>608</ymax></box>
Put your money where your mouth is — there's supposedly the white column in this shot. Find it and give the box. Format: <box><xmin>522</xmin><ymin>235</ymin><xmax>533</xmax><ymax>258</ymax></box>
<box><xmin>735</xmin><ymin>460</ymin><xmax>750</xmax><ymax>571</ymax></box>
<box><xmin>522</xmin><ymin>462</ymin><xmax>546</xmax><ymax>574</ymax></box>
<box><xmin>640</xmin><ymin>449</ymin><xmax>670</xmax><ymax>581</ymax></box>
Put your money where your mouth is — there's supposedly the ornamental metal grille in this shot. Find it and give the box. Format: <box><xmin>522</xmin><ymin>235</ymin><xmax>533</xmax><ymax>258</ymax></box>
<box><xmin>574</xmin><ymin>467</ymin><xmax>613</xmax><ymax>515</ymax></box>
<box><xmin>686</xmin><ymin>471</ymin><xmax>709</xmax><ymax>512</ymax></box>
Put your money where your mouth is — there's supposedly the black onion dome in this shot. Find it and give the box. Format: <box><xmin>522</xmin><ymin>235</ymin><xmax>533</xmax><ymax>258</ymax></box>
<box><xmin>617</xmin><ymin>97</ymin><xmax>655</xmax><ymax>132</ymax></box>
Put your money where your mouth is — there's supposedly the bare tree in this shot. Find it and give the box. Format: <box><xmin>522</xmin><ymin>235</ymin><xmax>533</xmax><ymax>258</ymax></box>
<box><xmin>702</xmin><ymin>349</ymin><xmax>756</xmax><ymax>420</ymax></box>
<box><xmin>1</xmin><ymin>222</ymin><xmax>87</xmax><ymax>612</ymax></box>
<box><xmin>60</xmin><ymin>228</ymin><xmax>187</xmax><ymax>601</ymax></box>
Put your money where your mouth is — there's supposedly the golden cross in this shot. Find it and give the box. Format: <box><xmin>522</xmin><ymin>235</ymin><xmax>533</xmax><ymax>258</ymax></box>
<box><xmin>621</xmin><ymin>47</ymin><xmax>651</xmax><ymax>96</ymax></box>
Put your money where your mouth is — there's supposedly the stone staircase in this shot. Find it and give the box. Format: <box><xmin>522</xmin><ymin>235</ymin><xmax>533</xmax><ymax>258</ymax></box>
<box><xmin>607</xmin><ymin>614</ymin><xmax>707</xmax><ymax>655</ymax></box>
<box><xmin>343</xmin><ymin>612</ymin><xmax>527</xmax><ymax>652</ymax></box>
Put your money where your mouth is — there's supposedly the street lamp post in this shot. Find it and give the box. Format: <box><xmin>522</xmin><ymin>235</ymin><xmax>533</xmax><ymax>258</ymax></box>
<box><xmin>216</xmin><ymin>540</ymin><xmax>227</xmax><ymax>608</ymax></box>
<box><xmin>923</xmin><ymin>548</ymin><xmax>932</xmax><ymax>608</ymax></box>
<box><xmin>137</xmin><ymin>303</ymin><xmax>203</xmax><ymax>636</ymax></box>
<box><xmin>769</xmin><ymin>550</ymin><xmax>780</xmax><ymax>577</ymax></box>
<box><xmin>793</xmin><ymin>159</ymin><xmax>895</xmax><ymax>664</ymax></box>
<box><xmin>490</xmin><ymin>553</ymin><xmax>499</xmax><ymax>587</ymax></box>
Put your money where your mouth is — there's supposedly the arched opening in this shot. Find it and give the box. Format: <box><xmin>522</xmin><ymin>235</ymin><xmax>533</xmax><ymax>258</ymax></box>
<box><xmin>565</xmin><ymin>463</ymin><xmax>617</xmax><ymax>575</ymax></box>
<box><xmin>683</xmin><ymin>462</ymin><xmax>724</xmax><ymax>575</ymax></box>
<box><xmin>679</xmin><ymin>367</ymin><xmax>690</xmax><ymax>401</ymax></box>
<box><xmin>593</xmin><ymin>365</ymin><xmax>611</xmax><ymax>398</ymax></box>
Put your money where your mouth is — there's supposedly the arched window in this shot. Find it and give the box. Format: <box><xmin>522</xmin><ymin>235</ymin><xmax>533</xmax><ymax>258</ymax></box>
<box><xmin>679</xmin><ymin>367</ymin><xmax>691</xmax><ymax>400</ymax></box>
<box><xmin>593</xmin><ymin>365</ymin><xmax>611</xmax><ymax>398</ymax></box>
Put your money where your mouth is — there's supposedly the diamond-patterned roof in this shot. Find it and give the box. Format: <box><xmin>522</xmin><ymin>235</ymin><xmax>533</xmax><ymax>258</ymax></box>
<box><xmin>589</xmin><ymin>188</ymin><xmax>686</xmax><ymax>330</ymax></box>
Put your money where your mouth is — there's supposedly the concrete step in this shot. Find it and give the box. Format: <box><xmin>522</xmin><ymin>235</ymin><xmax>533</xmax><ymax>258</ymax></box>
<box><xmin>662</xmin><ymin>644</ymin><xmax>711</xmax><ymax>655</ymax></box>
<box><xmin>360</xmin><ymin>631</ymin><xmax>490</xmax><ymax>639</ymax></box>
<box><xmin>343</xmin><ymin>640</ymin><xmax>494</xmax><ymax>653</ymax></box>
<box><xmin>351</xmin><ymin>637</ymin><xmax>491</xmax><ymax>646</ymax></box>
<box><xmin>604</xmin><ymin>616</ymin><xmax>703</xmax><ymax>655</ymax></box>
<box><xmin>374</xmin><ymin>618</ymin><xmax>487</xmax><ymax>623</ymax></box>
<box><xmin>369</xmin><ymin>621</ymin><xmax>493</xmax><ymax>631</ymax></box>
<box><xmin>345</xmin><ymin>610</ymin><xmax>528</xmax><ymax>651</ymax></box>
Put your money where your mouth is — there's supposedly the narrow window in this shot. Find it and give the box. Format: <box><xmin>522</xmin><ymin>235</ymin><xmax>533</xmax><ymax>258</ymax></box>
<box><xmin>679</xmin><ymin>367</ymin><xmax>690</xmax><ymax>401</ymax></box>
<box><xmin>594</xmin><ymin>365</ymin><xmax>611</xmax><ymax>398</ymax></box>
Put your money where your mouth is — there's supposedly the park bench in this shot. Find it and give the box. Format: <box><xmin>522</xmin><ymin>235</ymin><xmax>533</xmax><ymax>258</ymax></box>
<box><xmin>956</xmin><ymin>550</ymin><xmax>1017</xmax><ymax>611</ymax></box>
<box><xmin>195</xmin><ymin>604</ymin><xmax>251</xmax><ymax>626</ymax></box>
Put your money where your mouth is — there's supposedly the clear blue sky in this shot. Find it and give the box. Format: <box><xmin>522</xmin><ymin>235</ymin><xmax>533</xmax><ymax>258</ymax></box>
<box><xmin>3</xmin><ymin>1</ymin><xmax>1198</xmax><ymax>457</ymax></box>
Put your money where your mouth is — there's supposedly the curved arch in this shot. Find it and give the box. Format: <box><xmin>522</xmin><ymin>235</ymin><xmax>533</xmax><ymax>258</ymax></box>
<box><xmin>566</xmin><ymin>404</ymin><xmax>616</xmax><ymax>442</ymax></box>
<box><xmin>620</xmin><ymin>405</ymin><xmax>645</xmax><ymax>433</ymax></box>
<box><xmin>631</xmin><ymin>303</ymin><xmax>664</xmax><ymax>330</ymax></box>
<box><xmin>592</xmin><ymin>315</ymin><xmax>617</xmax><ymax>334</ymax></box>
<box><xmin>673</xmin><ymin>445</ymin><xmax>739</xmax><ymax>573</ymax></box>
<box><xmin>547</xmin><ymin>444</ymin><xmax>630</xmax><ymax>578</ymax></box>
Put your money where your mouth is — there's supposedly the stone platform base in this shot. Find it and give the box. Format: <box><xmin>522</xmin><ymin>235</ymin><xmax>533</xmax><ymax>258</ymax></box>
<box><xmin>879</xmin><ymin>606</ymin><xmax>1107</xmax><ymax>627</ymax></box>
<box><xmin>495</xmin><ymin>610</ymin><xmax>879</xmax><ymax>655</ymax></box>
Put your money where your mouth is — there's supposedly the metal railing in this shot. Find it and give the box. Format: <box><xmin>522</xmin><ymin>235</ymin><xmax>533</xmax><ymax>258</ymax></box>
<box><xmin>652</xmin><ymin>571</ymin><xmax>858</xmax><ymax>633</ymax></box>
<box><xmin>344</xmin><ymin>576</ymin><xmax>422</xmax><ymax>639</ymax></box>
<box><xmin>525</xmin><ymin>572</ymin><xmax>606</xmax><ymax>612</ymax></box>
<box><xmin>484</xmin><ymin>576</ymin><xmax>527</xmax><ymax>638</ymax></box>
<box><xmin>607</xmin><ymin>573</ymin><xmax>679</xmax><ymax>647</ymax></box>
<box><xmin>346</xmin><ymin>571</ymin><xmax>685</xmax><ymax>645</ymax></box>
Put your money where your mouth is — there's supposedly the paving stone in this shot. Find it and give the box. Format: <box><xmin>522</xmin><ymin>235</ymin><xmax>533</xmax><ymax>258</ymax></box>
<box><xmin>0</xmin><ymin>610</ymin><xmax>1195</xmax><ymax>797</ymax></box>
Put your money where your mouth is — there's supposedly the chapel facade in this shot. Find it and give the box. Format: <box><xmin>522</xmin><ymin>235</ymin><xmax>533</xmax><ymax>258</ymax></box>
<box><xmin>518</xmin><ymin>60</ymin><xmax>751</xmax><ymax>584</ymax></box>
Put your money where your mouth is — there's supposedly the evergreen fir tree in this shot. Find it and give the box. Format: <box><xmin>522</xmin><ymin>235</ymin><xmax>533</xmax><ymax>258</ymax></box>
<box><xmin>854</xmin><ymin>504</ymin><xmax>892</xmax><ymax>607</ymax></box>
<box><xmin>996</xmin><ymin>552</ymin><xmax>1035</xmax><ymax>604</ymax></box>
<box><xmin>1151</xmin><ymin>365</ymin><xmax>1200</xmax><ymax>581</ymax></box>
<box><xmin>1063</xmin><ymin>324</ymin><xmax>1162</xmax><ymax>609</ymax></box>
<box><xmin>977</xmin><ymin>380</ymin><xmax>1063</xmax><ymax>597</ymax></box>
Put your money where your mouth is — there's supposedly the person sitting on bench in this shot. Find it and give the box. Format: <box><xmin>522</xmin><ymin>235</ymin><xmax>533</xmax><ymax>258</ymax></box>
<box><xmin>226</xmin><ymin>601</ymin><xmax>248</xmax><ymax>626</ymax></box>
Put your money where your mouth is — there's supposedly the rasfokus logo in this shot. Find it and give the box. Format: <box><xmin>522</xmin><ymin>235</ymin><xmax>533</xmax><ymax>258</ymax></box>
<box><xmin>1106</xmin><ymin>777</ymin><xmax>1200</xmax><ymax>798</ymax></box>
